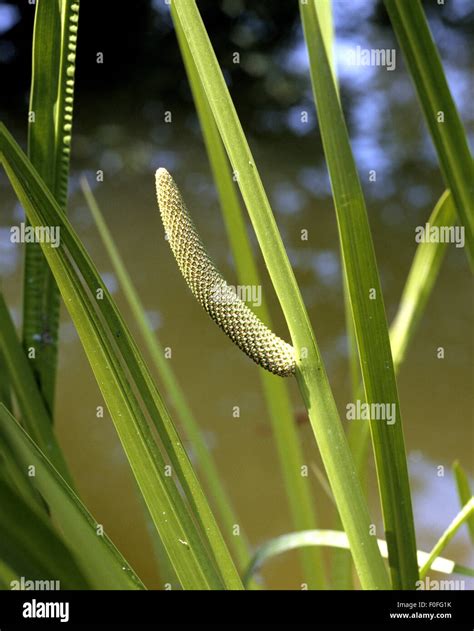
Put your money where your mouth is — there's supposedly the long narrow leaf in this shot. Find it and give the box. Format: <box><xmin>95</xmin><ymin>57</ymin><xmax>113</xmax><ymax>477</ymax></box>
<box><xmin>390</xmin><ymin>191</ymin><xmax>456</xmax><ymax>368</ymax></box>
<box><xmin>0</xmin><ymin>477</ymin><xmax>90</xmax><ymax>589</ymax></box>
<box><xmin>317</xmin><ymin>0</ymin><xmax>359</xmax><ymax>590</ymax></box>
<box><xmin>383</xmin><ymin>0</ymin><xmax>474</xmax><ymax>269</ymax></box>
<box><xmin>300</xmin><ymin>0</ymin><xmax>418</xmax><ymax>588</ymax></box>
<box><xmin>0</xmin><ymin>123</ymin><xmax>242</xmax><ymax>590</ymax></box>
<box><xmin>333</xmin><ymin>190</ymin><xmax>458</xmax><ymax>585</ymax></box>
<box><xmin>80</xmin><ymin>177</ymin><xmax>251</xmax><ymax>575</ymax></box>
<box><xmin>452</xmin><ymin>461</ymin><xmax>474</xmax><ymax>544</ymax></box>
<box><xmin>0</xmin><ymin>404</ymin><xmax>144</xmax><ymax>590</ymax></box>
<box><xmin>245</xmin><ymin>529</ymin><xmax>473</xmax><ymax>587</ymax></box>
<box><xmin>0</xmin><ymin>441</ymin><xmax>44</xmax><ymax>512</ymax></box>
<box><xmin>173</xmin><ymin>14</ymin><xmax>326</xmax><ymax>589</ymax></box>
<box><xmin>23</xmin><ymin>0</ymin><xmax>80</xmax><ymax>414</ymax></box>
<box><xmin>419</xmin><ymin>498</ymin><xmax>474</xmax><ymax>579</ymax></box>
<box><xmin>0</xmin><ymin>559</ymin><xmax>18</xmax><ymax>590</ymax></box>
<box><xmin>349</xmin><ymin>190</ymin><xmax>456</xmax><ymax>478</ymax></box>
<box><xmin>0</xmin><ymin>348</ymin><xmax>12</xmax><ymax>411</ymax></box>
<box><xmin>0</xmin><ymin>291</ymin><xmax>73</xmax><ymax>485</ymax></box>
<box><xmin>171</xmin><ymin>0</ymin><xmax>389</xmax><ymax>590</ymax></box>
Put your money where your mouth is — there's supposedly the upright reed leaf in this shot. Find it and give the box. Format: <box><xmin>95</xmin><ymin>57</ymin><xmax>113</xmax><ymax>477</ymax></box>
<box><xmin>0</xmin><ymin>405</ymin><xmax>145</xmax><ymax>590</ymax></box>
<box><xmin>173</xmin><ymin>15</ymin><xmax>327</xmax><ymax>588</ymax></box>
<box><xmin>383</xmin><ymin>0</ymin><xmax>474</xmax><ymax>269</ymax></box>
<box><xmin>300</xmin><ymin>0</ymin><xmax>418</xmax><ymax>588</ymax></box>
<box><xmin>1</xmin><ymin>124</ymin><xmax>243</xmax><ymax>590</ymax></box>
<box><xmin>172</xmin><ymin>0</ymin><xmax>390</xmax><ymax>590</ymax></box>
<box><xmin>23</xmin><ymin>0</ymin><xmax>80</xmax><ymax>415</ymax></box>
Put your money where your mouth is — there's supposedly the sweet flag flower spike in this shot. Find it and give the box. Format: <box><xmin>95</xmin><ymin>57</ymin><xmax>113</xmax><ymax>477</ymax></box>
<box><xmin>155</xmin><ymin>168</ymin><xmax>296</xmax><ymax>377</ymax></box>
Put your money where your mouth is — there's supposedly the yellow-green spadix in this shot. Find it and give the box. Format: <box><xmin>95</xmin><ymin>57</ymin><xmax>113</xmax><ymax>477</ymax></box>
<box><xmin>155</xmin><ymin>168</ymin><xmax>296</xmax><ymax>377</ymax></box>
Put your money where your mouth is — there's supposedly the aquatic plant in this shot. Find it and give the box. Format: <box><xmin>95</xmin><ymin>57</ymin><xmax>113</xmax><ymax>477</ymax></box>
<box><xmin>0</xmin><ymin>0</ymin><xmax>472</xmax><ymax>592</ymax></box>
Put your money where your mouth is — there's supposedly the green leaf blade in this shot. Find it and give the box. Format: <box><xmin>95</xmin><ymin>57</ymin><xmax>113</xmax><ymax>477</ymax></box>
<box><xmin>1</xmin><ymin>123</ymin><xmax>242</xmax><ymax>590</ymax></box>
<box><xmin>383</xmin><ymin>0</ymin><xmax>474</xmax><ymax>268</ymax></box>
<box><xmin>172</xmin><ymin>0</ymin><xmax>390</xmax><ymax>590</ymax></box>
<box><xmin>453</xmin><ymin>461</ymin><xmax>474</xmax><ymax>544</ymax></box>
<box><xmin>300</xmin><ymin>0</ymin><xmax>418</xmax><ymax>588</ymax></box>
<box><xmin>80</xmin><ymin>177</ymin><xmax>252</xmax><ymax>578</ymax></box>
<box><xmin>0</xmin><ymin>291</ymin><xmax>73</xmax><ymax>485</ymax></box>
<box><xmin>23</xmin><ymin>0</ymin><xmax>80</xmax><ymax>415</ymax></box>
<box><xmin>172</xmin><ymin>16</ymin><xmax>326</xmax><ymax>589</ymax></box>
<box><xmin>0</xmin><ymin>477</ymin><xmax>90</xmax><ymax>589</ymax></box>
<box><xmin>0</xmin><ymin>404</ymin><xmax>144</xmax><ymax>590</ymax></box>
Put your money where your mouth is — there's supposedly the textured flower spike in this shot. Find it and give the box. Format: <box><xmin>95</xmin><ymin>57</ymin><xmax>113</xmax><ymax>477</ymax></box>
<box><xmin>155</xmin><ymin>168</ymin><xmax>296</xmax><ymax>377</ymax></box>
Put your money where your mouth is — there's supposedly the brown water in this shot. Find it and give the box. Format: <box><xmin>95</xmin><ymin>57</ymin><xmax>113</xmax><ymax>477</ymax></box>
<box><xmin>1</xmin><ymin>6</ymin><xmax>473</xmax><ymax>589</ymax></box>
